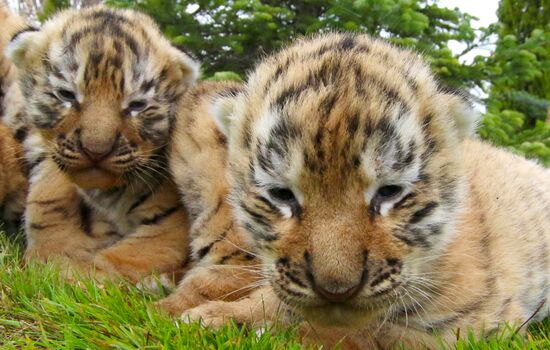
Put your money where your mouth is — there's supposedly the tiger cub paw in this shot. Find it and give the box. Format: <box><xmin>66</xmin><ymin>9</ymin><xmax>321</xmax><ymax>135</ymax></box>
<box><xmin>137</xmin><ymin>273</ymin><xmax>178</xmax><ymax>293</ymax></box>
<box><xmin>155</xmin><ymin>289</ymin><xmax>201</xmax><ymax>316</ymax></box>
<box><xmin>180</xmin><ymin>301</ymin><xmax>245</xmax><ymax>329</ymax></box>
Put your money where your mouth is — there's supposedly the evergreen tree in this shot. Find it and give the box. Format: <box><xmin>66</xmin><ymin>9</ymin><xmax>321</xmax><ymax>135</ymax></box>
<box><xmin>104</xmin><ymin>0</ymin><xmax>485</xmax><ymax>89</ymax></box>
<box><xmin>479</xmin><ymin>0</ymin><xmax>550</xmax><ymax>165</ymax></box>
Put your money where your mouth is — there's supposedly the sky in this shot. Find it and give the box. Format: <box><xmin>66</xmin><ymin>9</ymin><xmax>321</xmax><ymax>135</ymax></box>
<box><xmin>440</xmin><ymin>0</ymin><xmax>499</xmax><ymax>27</ymax></box>
<box><xmin>439</xmin><ymin>0</ymin><xmax>500</xmax><ymax>62</ymax></box>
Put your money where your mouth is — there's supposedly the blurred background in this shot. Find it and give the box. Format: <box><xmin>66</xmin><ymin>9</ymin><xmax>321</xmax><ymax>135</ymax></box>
<box><xmin>3</xmin><ymin>0</ymin><xmax>550</xmax><ymax>166</ymax></box>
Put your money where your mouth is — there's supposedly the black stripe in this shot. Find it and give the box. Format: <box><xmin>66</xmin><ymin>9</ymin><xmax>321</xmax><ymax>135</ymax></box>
<box><xmin>218</xmin><ymin>250</ymin><xmax>242</xmax><ymax>264</ymax></box>
<box><xmin>272</xmin><ymin>83</ymin><xmax>310</xmax><ymax>109</ymax></box>
<box><xmin>319</xmin><ymin>93</ymin><xmax>338</xmax><ymax>118</ymax></box>
<box><xmin>370</xmin><ymin>272</ymin><xmax>391</xmax><ymax>287</ymax></box>
<box><xmin>242</xmin><ymin>204</ymin><xmax>271</xmax><ymax>228</ymax></box>
<box><xmin>268</xmin><ymin>118</ymin><xmax>301</xmax><ymax>155</ymax></box>
<box><xmin>194</xmin><ymin>223</ymin><xmax>232</xmax><ymax>261</ymax></box>
<box><xmin>303</xmin><ymin>251</ymin><xmax>314</xmax><ymax>286</ymax></box>
<box><xmin>409</xmin><ymin>202</ymin><xmax>438</xmax><ymax>224</ymax></box>
<box><xmin>386</xmin><ymin>258</ymin><xmax>402</xmax><ymax>267</ymax></box>
<box><xmin>278</xmin><ymin>283</ymin><xmax>307</xmax><ymax>298</ymax></box>
<box><xmin>127</xmin><ymin>192</ymin><xmax>152</xmax><ymax>214</ymax></box>
<box><xmin>34</xmin><ymin>103</ymin><xmax>60</xmax><ymax>128</ymax></box>
<box><xmin>30</xmin><ymin>222</ymin><xmax>59</xmax><ymax>230</ymax></box>
<box><xmin>338</xmin><ymin>35</ymin><xmax>356</xmax><ymax>50</ymax></box>
<box><xmin>394</xmin><ymin>232</ymin><xmax>430</xmax><ymax>248</ymax></box>
<box><xmin>285</xmin><ymin>271</ymin><xmax>308</xmax><ymax>289</ymax></box>
<box><xmin>377</xmin><ymin>118</ymin><xmax>396</xmax><ymax>141</ymax></box>
<box><xmin>10</xmin><ymin>26</ymin><xmax>38</xmax><ymax>42</ymax></box>
<box><xmin>244</xmin><ymin>222</ymin><xmax>277</xmax><ymax>242</ymax></box>
<box><xmin>196</xmin><ymin>243</ymin><xmax>213</xmax><ymax>260</ymax></box>
<box><xmin>79</xmin><ymin>202</ymin><xmax>93</xmax><ymax>236</ymax></box>
<box><xmin>256</xmin><ymin>146</ymin><xmax>274</xmax><ymax>172</ymax></box>
<box><xmin>393</xmin><ymin>192</ymin><xmax>417</xmax><ymax>210</ymax></box>
<box><xmin>255</xmin><ymin>195</ymin><xmax>279</xmax><ymax>213</ymax></box>
<box><xmin>140</xmin><ymin>205</ymin><xmax>181</xmax><ymax>225</ymax></box>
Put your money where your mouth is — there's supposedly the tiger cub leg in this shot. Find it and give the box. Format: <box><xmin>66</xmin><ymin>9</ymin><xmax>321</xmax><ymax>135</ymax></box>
<box><xmin>92</xmin><ymin>182</ymin><xmax>190</xmax><ymax>285</ymax></box>
<box><xmin>24</xmin><ymin>159</ymin><xmax>119</xmax><ymax>274</ymax></box>
<box><xmin>179</xmin><ymin>285</ymin><xmax>282</xmax><ymax>328</ymax></box>
<box><xmin>159</xmin><ymin>203</ymin><xmax>262</xmax><ymax>314</ymax></box>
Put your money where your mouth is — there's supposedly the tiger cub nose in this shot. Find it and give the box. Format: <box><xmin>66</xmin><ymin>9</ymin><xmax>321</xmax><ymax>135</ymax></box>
<box><xmin>314</xmin><ymin>282</ymin><xmax>363</xmax><ymax>303</ymax></box>
<box><xmin>81</xmin><ymin>144</ymin><xmax>112</xmax><ymax>161</ymax></box>
<box><xmin>78</xmin><ymin>134</ymin><xmax>119</xmax><ymax>162</ymax></box>
<box><xmin>80</xmin><ymin>136</ymin><xmax>118</xmax><ymax>162</ymax></box>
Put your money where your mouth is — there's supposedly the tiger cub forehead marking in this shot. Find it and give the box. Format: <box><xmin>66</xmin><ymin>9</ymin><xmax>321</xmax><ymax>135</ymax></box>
<box><xmin>8</xmin><ymin>6</ymin><xmax>198</xmax><ymax>126</ymax></box>
<box><xmin>234</xmin><ymin>33</ymin><xmax>465</xmax><ymax>192</ymax></box>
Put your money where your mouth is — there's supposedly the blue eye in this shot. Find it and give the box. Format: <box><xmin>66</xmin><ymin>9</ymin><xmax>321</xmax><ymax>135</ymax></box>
<box><xmin>128</xmin><ymin>100</ymin><xmax>148</xmax><ymax>112</ymax></box>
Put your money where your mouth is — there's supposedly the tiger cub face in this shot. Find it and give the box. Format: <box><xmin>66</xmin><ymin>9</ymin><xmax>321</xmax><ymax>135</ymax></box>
<box><xmin>7</xmin><ymin>6</ymin><xmax>198</xmax><ymax>189</ymax></box>
<box><xmin>214</xmin><ymin>33</ymin><xmax>478</xmax><ymax>326</ymax></box>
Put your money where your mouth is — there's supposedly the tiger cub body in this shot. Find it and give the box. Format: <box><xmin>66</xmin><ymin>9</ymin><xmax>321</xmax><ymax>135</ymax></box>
<box><xmin>5</xmin><ymin>5</ymin><xmax>198</xmax><ymax>282</ymax></box>
<box><xmin>179</xmin><ymin>33</ymin><xmax>550</xmax><ymax>349</ymax></box>
<box><xmin>159</xmin><ymin>81</ymin><xmax>262</xmax><ymax>313</ymax></box>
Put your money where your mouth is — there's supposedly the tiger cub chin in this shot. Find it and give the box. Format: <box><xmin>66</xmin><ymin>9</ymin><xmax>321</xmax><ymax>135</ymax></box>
<box><xmin>4</xmin><ymin>5</ymin><xmax>199</xmax><ymax>283</ymax></box>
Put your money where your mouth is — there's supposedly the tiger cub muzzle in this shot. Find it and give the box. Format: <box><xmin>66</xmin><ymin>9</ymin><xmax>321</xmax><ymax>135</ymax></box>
<box><xmin>53</xmin><ymin>127</ymin><xmax>146</xmax><ymax>190</ymax></box>
<box><xmin>272</xmin><ymin>250</ymin><xmax>405</xmax><ymax>326</ymax></box>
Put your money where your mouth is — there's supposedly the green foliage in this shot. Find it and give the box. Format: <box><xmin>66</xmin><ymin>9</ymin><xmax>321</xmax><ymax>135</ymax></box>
<box><xmin>206</xmin><ymin>71</ymin><xmax>244</xmax><ymax>82</ymax></box>
<box><xmin>104</xmin><ymin>0</ymin><xmax>484</xmax><ymax>88</ymax></box>
<box><xmin>479</xmin><ymin>0</ymin><xmax>550</xmax><ymax>166</ymax></box>
<box><xmin>38</xmin><ymin>0</ymin><xmax>70</xmax><ymax>22</ymax></box>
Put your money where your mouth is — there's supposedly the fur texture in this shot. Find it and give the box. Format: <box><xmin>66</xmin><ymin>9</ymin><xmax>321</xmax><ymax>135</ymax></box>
<box><xmin>159</xmin><ymin>81</ymin><xmax>262</xmax><ymax>314</ymax></box>
<box><xmin>181</xmin><ymin>33</ymin><xmax>550</xmax><ymax>349</ymax></box>
<box><xmin>0</xmin><ymin>4</ymin><xmax>28</xmax><ymax>233</ymax></box>
<box><xmin>5</xmin><ymin>5</ymin><xmax>197</xmax><ymax>283</ymax></box>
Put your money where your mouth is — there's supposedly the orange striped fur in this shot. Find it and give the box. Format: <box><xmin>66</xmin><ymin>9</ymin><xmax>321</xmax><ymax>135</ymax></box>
<box><xmin>4</xmin><ymin>6</ymin><xmax>198</xmax><ymax>284</ymax></box>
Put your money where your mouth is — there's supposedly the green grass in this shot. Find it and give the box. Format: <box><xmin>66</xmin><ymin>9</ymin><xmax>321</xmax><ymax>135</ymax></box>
<box><xmin>0</xmin><ymin>232</ymin><xmax>302</xmax><ymax>349</ymax></box>
<box><xmin>1</xmin><ymin>230</ymin><xmax>550</xmax><ymax>349</ymax></box>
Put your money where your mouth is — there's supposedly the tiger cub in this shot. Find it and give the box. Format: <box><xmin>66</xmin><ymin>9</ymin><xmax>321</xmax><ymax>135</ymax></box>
<box><xmin>5</xmin><ymin>5</ymin><xmax>198</xmax><ymax>283</ymax></box>
<box><xmin>158</xmin><ymin>81</ymin><xmax>262</xmax><ymax>313</ymax></box>
<box><xmin>178</xmin><ymin>33</ymin><xmax>550</xmax><ymax>349</ymax></box>
<box><xmin>0</xmin><ymin>4</ymin><xmax>27</xmax><ymax>234</ymax></box>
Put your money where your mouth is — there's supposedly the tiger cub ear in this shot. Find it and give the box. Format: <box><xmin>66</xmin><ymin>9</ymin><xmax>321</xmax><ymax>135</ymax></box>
<box><xmin>437</xmin><ymin>87</ymin><xmax>480</xmax><ymax>140</ymax></box>
<box><xmin>169</xmin><ymin>47</ymin><xmax>201</xmax><ymax>86</ymax></box>
<box><xmin>210</xmin><ymin>93</ymin><xmax>241</xmax><ymax>137</ymax></box>
<box><xmin>6</xmin><ymin>27</ymin><xmax>40</xmax><ymax>68</ymax></box>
